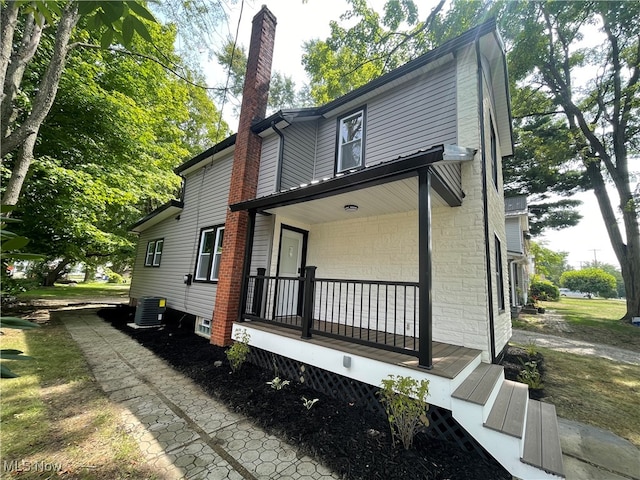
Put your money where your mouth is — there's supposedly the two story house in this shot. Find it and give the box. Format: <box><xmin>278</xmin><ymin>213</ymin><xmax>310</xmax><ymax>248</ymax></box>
<box><xmin>129</xmin><ymin>7</ymin><xmax>564</xmax><ymax>479</ymax></box>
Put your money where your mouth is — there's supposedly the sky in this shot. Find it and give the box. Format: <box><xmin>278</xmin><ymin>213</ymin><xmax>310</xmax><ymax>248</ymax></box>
<box><xmin>201</xmin><ymin>0</ymin><xmax>637</xmax><ymax>271</ymax></box>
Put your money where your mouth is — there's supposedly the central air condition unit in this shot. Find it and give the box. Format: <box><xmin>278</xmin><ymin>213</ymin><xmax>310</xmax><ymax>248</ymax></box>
<box><xmin>134</xmin><ymin>297</ymin><xmax>166</xmax><ymax>326</ymax></box>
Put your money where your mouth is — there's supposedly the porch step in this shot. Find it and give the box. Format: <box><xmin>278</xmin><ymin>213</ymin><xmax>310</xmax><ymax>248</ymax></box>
<box><xmin>484</xmin><ymin>380</ymin><xmax>528</xmax><ymax>438</ymax></box>
<box><xmin>452</xmin><ymin>363</ymin><xmax>503</xmax><ymax>405</ymax></box>
<box><xmin>522</xmin><ymin>400</ymin><xmax>564</xmax><ymax>477</ymax></box>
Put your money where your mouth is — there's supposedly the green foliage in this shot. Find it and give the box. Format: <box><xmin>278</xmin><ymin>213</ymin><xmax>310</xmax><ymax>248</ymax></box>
<box><xmin>524</xmin><ymin>341</ymin><xmax>539</xmax><ymax>357</ymax></box>
<box><xmin>530</xmin><ymin>242</ymin><xmax>571</xmax><ymax>286</ymax></box>
<box><xmin>517</xmin><ymin>360</ymin><xmax>543</xmax><ymax>390</ymax></box>
<box><xmin>378</xmin><ymin>375</ymin><xmax>430</xmax><ymax>450</ymax></box>
<box><xmin>583</xmin><ymin>262</ymin><xmax>625</xmax><ymax>299</ymax></box>
<box><xmin>7</xmin><ymin>18</ymin><xmax>229</xmax><ymax>283</ymax></box>
<box><xmin>0</xmin><ymin>315</ymin><xmax>40</xmax><ymax>378</ymax></box>
<box><xmin>226</xmin><ymin>330</ymin><xmax>251</xmax><ymax>373</ymax></box>
<box><xmin>560</xmin><ymin>268</ymin><xmax>617</xmax><ymax>298</ymax></box>
<box><xmin>530</xmin><ymin>277</ymin><xmax>560</xmax><ymax>301</ymax></box>
<box><xmin>215</xmin><ymin>40</ymin><xmax>311</xmax><ymax>113</ymax></box>
<box><xmin>104</xmin><ymin>268</ymin><xmax>125</xmax><ymax>284</ymax></box>
<box><xmin>266</xmin><ymin>376</ymin><xmax>290</xmax><ymax>390</ymax></box>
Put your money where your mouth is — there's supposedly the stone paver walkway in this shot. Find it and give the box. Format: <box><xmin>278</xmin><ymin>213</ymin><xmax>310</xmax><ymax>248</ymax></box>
<box><xmin>58</xmin><ymin>308</ymin><xmax>340</xmax><ymax>480</ymax></box>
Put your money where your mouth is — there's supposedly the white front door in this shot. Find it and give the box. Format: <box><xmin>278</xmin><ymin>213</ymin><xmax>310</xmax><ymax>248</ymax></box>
<box><xmin>276</xmin><ymin>227</ymin><xmax>305</xmax><ymax>317</ymax></box>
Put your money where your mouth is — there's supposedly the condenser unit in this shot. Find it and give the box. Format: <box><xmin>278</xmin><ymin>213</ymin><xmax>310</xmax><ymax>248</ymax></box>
<box><xmin>134</xmin><ymin>297</ymin><xmax>166</xmax><ymax>326</ymax></box>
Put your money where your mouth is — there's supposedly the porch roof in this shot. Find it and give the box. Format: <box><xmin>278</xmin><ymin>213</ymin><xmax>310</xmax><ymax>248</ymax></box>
<box><xmin>230</xmin><ymin>144</ymin><xmax>475</xmax><ymax>214</ymax></box>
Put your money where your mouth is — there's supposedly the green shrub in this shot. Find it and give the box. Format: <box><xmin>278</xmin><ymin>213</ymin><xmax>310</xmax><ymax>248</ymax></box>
<box><xmin>517</xmin><ymin>360</ymin><xmax>544</xmax><ymax>390</ymax></box>
<box><xmin>378</xmin><ymin>375</ymin><xmax>430</xmax><ymax>450</ymax></box>
<box><xmin>226</xmin><ymin>330</ymin><xmax>251</xmax><ymax>372</ymax></box>
<box><xmin>529</xmin><ymin>278</ymin><xmax>560</xmax><ymax>301</ymax></box>
<box><xmin>104</xmin><ymin>268</ymin><xmax>125</xmax><ymax>284</ymax></box>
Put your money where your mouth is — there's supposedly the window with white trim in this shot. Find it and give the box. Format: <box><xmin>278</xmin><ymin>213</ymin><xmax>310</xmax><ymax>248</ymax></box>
<box><xmin>194</xmin><ymin>226</ymin><xmax>224</xmax><ymax>282</ymax></box>
<box><xmin>336</xmin><ymin>109</ymin><xmax>365</xmax><ymax>173</ymax></box>
<box><xmin>495</xmin><ymin>235</ymin><xmax>505</xmax><ymax>311</ymax></box>
<box><xmin>144</xmin><ymin>239</ymin><xmax>163</xmax><ymax>267</ymax></box>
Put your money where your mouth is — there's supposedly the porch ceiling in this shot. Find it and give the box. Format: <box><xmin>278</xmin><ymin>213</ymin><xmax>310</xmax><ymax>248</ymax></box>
<box><xmin>264</xmin><ymin>177</ymin><xmax>446</xmax><ymax>224</ymax></box>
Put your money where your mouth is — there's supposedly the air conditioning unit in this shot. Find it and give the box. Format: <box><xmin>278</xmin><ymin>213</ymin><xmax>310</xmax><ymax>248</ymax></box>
<box><xmin>134</xmin><ymin>297</ymin><xmax>166</xmax><ymax>326</ymax></box>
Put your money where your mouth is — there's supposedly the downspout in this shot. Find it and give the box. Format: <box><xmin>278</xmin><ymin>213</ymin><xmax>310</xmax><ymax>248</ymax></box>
<box><xmin>476</xmin><ymin>41</ymin><xmax>497</xmax><ymax>363</ymax></box>
<box><xmin>272</xmin><ymin>121</ymin><xmax>285</xmax><ymax>192</ymax></box>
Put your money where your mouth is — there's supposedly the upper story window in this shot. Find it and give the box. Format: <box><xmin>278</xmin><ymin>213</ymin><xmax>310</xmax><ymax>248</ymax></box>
<box><xmin>195</xmin><ymin>225</ymin><xmax>224</xmax><ymax>282</ymax></box>
<box><xmin>144</xmin><ymin>239</ymin><xmax>164</xmax><ymax>267</ymax></box>
<box><xmin>490</xmin><ymin>115</ymin><xmax>498</xmax><ymax>190</ymax></box>
<box><xmin>336</xmin><ymin>108</ymin><xmax>365</xmax><ymax>173</ymax></box>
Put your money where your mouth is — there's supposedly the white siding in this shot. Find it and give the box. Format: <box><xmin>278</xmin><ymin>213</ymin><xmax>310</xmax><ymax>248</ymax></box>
<box><xmin>130</xmin><ymin>153</ymin><xmax>233</xmax><ymax>319</ymax></box>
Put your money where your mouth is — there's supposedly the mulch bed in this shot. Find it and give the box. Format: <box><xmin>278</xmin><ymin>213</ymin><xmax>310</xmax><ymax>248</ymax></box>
<box><xmin>98</xmin><ymin>306</ymin><xmax>511</xmax><ymax>480</ymax></box>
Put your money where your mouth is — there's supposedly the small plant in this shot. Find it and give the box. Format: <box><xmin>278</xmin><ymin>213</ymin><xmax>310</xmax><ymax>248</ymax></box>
<box><xmin>225</xmin><ymin>329</ymin><xmax>250</xmax><ymax>373</ymax></box>
<box><xmin>378</xmin><ymin>375</ymin><xmax>430</xmax><ymax>450</ymax></box>
<box><xmin>517</xmin><ymin>360</ymin><xmax>544</xmax><ymax>390</ymax></box>
<box><xmin>267</xmin><ymin>376</ymin><xmax>290</xmax><ymax>390</ymax></box>
<box><xmin>301</xmin><ymin>397</ymin><xmax>319</xmax><ymax>410</ymax></box>
<box><xmin>524</xmin><ymin>341</ymin><xmax>539</xmax><ymax>356</ymax></box>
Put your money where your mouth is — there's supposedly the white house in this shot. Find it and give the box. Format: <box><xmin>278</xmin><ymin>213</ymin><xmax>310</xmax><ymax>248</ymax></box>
<box><xmin>129</xmin><ymin>8</ymin><xmax>564</xmax><ymax>479</ymax></box>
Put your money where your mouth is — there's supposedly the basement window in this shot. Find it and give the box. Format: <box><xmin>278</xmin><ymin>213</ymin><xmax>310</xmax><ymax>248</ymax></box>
<box><xmin>195</xmin><ymin>316</ymin><xmax>211</xmax><ymax>337</ymax></box>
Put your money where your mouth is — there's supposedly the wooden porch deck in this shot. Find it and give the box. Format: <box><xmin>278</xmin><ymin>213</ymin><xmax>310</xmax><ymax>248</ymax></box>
<box><xmin>241</xmin><ymin>319</ymin><xmax>481</xmax><ymax>379</ymax></box>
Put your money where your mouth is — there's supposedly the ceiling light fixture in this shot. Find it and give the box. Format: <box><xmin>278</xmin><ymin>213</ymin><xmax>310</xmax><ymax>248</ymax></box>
<box><xmin>344</xmin><ymin>204</ymin><xmax>359</xmax><ymax>212</ymax></box>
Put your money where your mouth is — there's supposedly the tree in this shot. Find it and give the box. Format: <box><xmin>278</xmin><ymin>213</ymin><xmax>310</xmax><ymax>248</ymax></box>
<box><xmin>530</xmin><ymin>241</ymin><xmax>571</xmax><ymax>286</ymax></box>
<box><xmin>214</xmin><ymin>40</ymin><xmax>312</xmax><ymax>115</ymax></box>
<box><xmin>1</xmin><ymin>0</ymin><xmax>157</xmax><ymax>206</ymax></box>
<box><xmin>584</xmin><ymin>261</ymin><xmax>625</xmax><ymax>298</ymax></box>
<box><xmin>502</xmin><ymin>1</ymin><xmax>639</xmax><ymax>319</ymax></box>
<box><xmin>301</xmin><ymin>0</ymin><xmax>640</xmax><ymax>319</ymax></box>
<box><xmin>8</xmin><ymin>14</ymin><xmax>229</xmax><ymax>285</ymax></box>
<box><xmin>560</xmin><ymin>268</ymin><xmax>617</xmax><ymax>299</ymax></box>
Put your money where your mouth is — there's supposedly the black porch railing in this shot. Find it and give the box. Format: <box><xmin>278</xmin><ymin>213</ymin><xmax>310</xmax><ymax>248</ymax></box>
<box><xmin>242</xmin><ymin>266</ymin><xmax>421</xmax><ymax>358</ymax></box>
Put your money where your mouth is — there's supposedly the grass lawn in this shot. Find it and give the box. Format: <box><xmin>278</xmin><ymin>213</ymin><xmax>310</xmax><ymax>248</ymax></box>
<box><xmin>16</xmin><ymin>282</ymin><xmax>130</xmax><ymax>301</ymax></box>
<box><xmin>513</xmin><ymin>297</ymin><xmax>640</xmax><ymax>352</ymax></box>
<box><xmin>0</xmin><ymin>314</ymin><xmax>157</xmax><ymax>479</ymax></box>
<box><xmin>536</xmin><ymin>346</ymin><xmax>640</xmax><ymax>448</ymax></box>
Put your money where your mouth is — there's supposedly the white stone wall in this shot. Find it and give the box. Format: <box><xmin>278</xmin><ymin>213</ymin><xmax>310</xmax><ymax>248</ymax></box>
<box><xmin>483</xmin><ymin>75</ymin><xmax>511</xmax><ymax>357</ymax></box>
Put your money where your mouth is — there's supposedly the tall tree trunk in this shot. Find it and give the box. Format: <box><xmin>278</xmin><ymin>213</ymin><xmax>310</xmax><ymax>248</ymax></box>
<box><xmin>2</xmin><ymin>130</ymin><xmax>37</xmax><ymax>206</ymax></box>
<box><xmin>588</xmin><ymin>162</ymin><xmax>640</xmax><ymax>320</ymax></box>
<box><xmin>1</xmin><ymin>12</ymin><xmax>44</xmax><ymax>141</ymax></box>
<box><xmin>0</xmin><ymin>1</ymin><xmax>19</xmax><ymax>104</ymax></box>
<box><xmin>1</xmin><ymin>3</ymin><xmax>79</xmax><ymax>205</ymax></box>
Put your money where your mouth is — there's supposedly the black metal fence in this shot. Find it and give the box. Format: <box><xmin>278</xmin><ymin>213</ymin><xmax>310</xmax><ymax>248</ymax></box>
<box><xmin>242</xmin><ymin>266</ymin><xmax>419</xmax><ymax>355</ymax></box>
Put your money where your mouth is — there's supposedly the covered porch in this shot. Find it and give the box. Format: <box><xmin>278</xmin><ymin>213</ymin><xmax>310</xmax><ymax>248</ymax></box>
<box><xmin>231</xmin><ymin>145</ymin><xmax>477</xmax><ymax>369</ymax></box>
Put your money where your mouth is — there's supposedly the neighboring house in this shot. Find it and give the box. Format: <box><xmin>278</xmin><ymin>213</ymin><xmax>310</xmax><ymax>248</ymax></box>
<box><xmin>130</xmin><ymin>8</ymin><xmax>563</xmax><ymax>479</ymax></box>
<box><xmin>505</xmin><ymin>195</ymin><xmax>531</xmax><ymax>308</ymax></box>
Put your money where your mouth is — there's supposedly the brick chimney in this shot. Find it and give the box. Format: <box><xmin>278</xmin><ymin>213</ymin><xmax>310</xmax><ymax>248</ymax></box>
<box><xmin>211</xmin><ymin>6</ymin><xmax>277</xmax><ymax>346</ymax></box>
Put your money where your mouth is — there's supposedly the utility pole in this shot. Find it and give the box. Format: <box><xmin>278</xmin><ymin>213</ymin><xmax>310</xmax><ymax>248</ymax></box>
<box><xmin>589</xmin><ymin>249</ymin><xmax>600</xmax><ymax>267</ymax></box>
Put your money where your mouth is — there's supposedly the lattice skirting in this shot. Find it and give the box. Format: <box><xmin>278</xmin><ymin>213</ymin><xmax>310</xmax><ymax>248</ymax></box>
<box><xmin>248</xmin><ymin>346</ymin><xmax>491</xmax><ymax>461</ymax></box>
